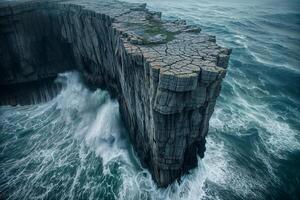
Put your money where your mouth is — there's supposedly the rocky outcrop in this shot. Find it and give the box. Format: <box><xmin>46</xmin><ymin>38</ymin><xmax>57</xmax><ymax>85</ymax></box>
<box><xmin>0</xmin><ymin>77</ymin><xmax>62</xmax><ymax>106</ymax></box>
<box><xmin>0</xmin><ymin>0</ymin><xmax>231</xmax><ymax>187</ymax></box>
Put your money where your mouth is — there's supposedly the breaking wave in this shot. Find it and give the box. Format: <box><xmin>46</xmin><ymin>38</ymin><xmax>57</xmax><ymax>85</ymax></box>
<box><xmin>1</xmin><ymin>70</ymin><xmax>299</xmax><ymax>200</ymax></box>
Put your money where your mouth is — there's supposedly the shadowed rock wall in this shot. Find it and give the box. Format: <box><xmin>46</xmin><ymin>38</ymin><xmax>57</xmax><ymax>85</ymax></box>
<box><xmin>0</xmin><ymin>0</ymin><xmax>231</xmax><ymax>187</ymax></box>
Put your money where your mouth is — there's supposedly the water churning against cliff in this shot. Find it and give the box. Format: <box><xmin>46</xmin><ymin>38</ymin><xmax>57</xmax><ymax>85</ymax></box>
<box><xmin>0</xmin><ymin>72</ymin><xmax>212</xmax><ymax>200</ymax></box>
<box><xmin>1</xmin><ymin>0</ymin><xmax>300</xmax><ymax>199</ymax></box>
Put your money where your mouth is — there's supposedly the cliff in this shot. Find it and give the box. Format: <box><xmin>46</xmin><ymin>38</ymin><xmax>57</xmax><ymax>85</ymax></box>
<box><xmin>0</xmin><ymin>0</ymin><xmax>231</xmax><ymax>187</ymax></box>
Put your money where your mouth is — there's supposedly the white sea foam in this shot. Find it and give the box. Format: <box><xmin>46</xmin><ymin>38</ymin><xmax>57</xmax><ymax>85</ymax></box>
<box><xmin>1</xmin><ymin>71</ymin><xmax>299</xmax><ymax>199</ymax></box>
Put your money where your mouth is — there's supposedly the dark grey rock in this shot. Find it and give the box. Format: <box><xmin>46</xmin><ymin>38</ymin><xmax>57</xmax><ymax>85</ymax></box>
<box><xmin>0</xmin><ymin>0</ymin><xmax>231</xmax><ymax>187</ymax></box>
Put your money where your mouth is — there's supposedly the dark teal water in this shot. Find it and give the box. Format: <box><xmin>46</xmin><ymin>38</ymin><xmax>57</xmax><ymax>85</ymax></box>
<box><xmin>1</xmin><ymin>0</ymin><xmax>300</xmax><ymax>199</ymax></box>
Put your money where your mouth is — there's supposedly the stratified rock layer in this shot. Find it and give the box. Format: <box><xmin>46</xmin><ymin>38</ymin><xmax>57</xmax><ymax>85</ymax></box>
<box><xmin>0</xmin><ymin>0</ymin><xmax>231</xmax><ymax>187</ymax></box>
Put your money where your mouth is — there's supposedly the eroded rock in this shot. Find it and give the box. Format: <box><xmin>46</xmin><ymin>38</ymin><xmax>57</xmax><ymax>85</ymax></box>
<box><xmin>0</xmin><ymin>0</ymin><xmax>231</xmax><ymax>187</ymax></box>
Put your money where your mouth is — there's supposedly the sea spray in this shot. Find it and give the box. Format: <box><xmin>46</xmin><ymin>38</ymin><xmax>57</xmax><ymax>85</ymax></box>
<box><xmin>0</xmin><ymin>72</ymin><xmax>223</xmax><ymax>200</ymax></box>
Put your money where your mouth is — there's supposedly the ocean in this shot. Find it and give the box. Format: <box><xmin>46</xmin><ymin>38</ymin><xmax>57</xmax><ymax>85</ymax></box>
<box><xmin>0</xmin><ymin>0</ymin><xmax>299</xmax><ymax>199</ymax></box>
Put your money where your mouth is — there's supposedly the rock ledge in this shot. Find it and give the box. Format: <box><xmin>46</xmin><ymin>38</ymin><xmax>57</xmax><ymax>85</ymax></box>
<box><xmin>0</xmin><ymin>0</ymin><xmax>231</xmax><ymax>187</ymax></box>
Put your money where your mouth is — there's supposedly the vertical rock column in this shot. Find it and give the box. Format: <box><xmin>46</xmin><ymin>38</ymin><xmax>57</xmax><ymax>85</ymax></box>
<box><xmin>0</xmin><ymin>0</ymin><xmax>231</xmax><ymax>187</ymax></box>
<box><xmin>150</xmin><ymin>60</ymin><xmax>227</xmax><ymax>186</ymax></box>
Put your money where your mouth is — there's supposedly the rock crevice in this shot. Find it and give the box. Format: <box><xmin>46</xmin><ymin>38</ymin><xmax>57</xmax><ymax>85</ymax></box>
<box><xmin>0</xmin><ymin>0</ymin><xmax>231</xmax><ymax>187</ymax></box>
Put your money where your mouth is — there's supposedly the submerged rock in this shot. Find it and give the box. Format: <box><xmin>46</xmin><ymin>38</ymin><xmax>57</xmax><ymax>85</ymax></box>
<box><xmin>0</xmin><ymin>0</ymin><xmax>231</xmax><ymax>187</ymax></box>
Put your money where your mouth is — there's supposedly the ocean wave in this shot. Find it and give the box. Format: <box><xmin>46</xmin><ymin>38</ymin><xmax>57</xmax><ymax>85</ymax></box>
<box><xmin>0</xmin><ymin>72</ymin><xmax>127</xmax><ymax>199</ymax></box>
<box><xmin>0</xmin><ymin>72</ymin><xmax>273</xmax><ymax>200</ymax></box>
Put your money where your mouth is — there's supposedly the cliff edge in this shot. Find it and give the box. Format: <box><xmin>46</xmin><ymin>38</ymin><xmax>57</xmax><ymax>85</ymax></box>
<box><xmin>0</xmin><ymin>0</ymin><xmax>231</xmax><ymax>187</ymax></box>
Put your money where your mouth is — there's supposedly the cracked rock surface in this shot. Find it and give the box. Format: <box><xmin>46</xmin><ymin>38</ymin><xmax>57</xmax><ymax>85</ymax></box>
<box><xmin>0</xmin><ymin>0</ymin><xmax>231</xmax><ymax>187</ymax></box>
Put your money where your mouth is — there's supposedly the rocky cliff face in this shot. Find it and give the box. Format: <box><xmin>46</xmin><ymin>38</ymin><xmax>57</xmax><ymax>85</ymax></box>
<box><xmin>0</xmin><ymin>0</ymin><xmax>231</xmax><ymax>187</ymax></box>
